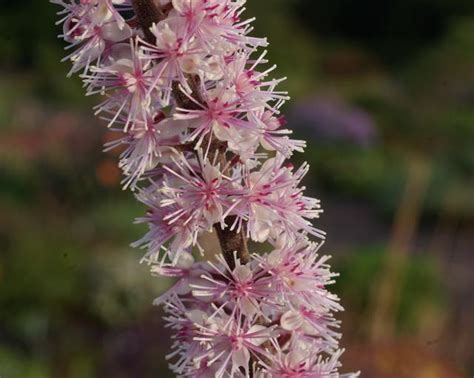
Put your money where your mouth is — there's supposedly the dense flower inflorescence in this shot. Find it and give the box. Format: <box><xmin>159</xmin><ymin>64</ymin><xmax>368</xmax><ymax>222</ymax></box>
<box><xmin>54</xmin><ymin>0</ymin><xmax>358</xmax><ymax>376</ymax></box>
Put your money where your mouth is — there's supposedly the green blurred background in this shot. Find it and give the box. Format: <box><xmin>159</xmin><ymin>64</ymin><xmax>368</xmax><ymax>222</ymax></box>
<box><xmin>0</xmin><ymin>0</ymin><xmax>473</xmax><ymax>377</ymax></box>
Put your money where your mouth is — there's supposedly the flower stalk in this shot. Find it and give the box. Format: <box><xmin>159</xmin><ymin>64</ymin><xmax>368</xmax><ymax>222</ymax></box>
<box><xmin>132</xmin><ymin>0</ymin><xmax>249</xmax><ymax>269</ymax></box>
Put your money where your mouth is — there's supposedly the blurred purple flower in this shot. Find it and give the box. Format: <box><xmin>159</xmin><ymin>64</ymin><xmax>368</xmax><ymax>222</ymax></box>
<box><xmin>289</xmin><ymin>96</ymin><xmax>377</xmax><ymax>147</ymax></box>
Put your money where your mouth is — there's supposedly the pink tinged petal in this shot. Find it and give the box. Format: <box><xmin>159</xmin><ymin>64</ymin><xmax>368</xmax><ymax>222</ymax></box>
<box><xmin>233</xmin><ymin>265</ymin><xmax>252</xmax><ymax>282</ymax></box>
<box><xmin>172</xmin><ymin>0</ymin><xmax>200</xmax><ymax>13</ymax></box>
<box><xmin>287</xmin><ymin>350</ymin><xmax>306</xmax><ymax>368</ymax></box>
<box><xmin>252</xmin><ymin>219</ymin><xmax>271</xmax><ymax>243</ymax></box>
<box><xmin>241</xmin><ymin>297</ymin><xmax>259</xmax><ymax>318</ymax></box>
<box><xmin>176</xmin><ymin>251</ymin><xmax>195</xmax><ymax>269</ymax></box>
<box><xmin>108</xmin><ymin>58</ymin><xmax>134</xmax><ymax>73</ymax></box>
<box><xmin>266</xmin><ymin>249</ymin><xmax>283</xmax><ymax>267</ymax></box>
<box><xmin>232</xmin><ymin>347</ymin><xmax>250</xmax><ymax>370</ymax></box>
<box><xmin>301</xmin><ymin>320</ymin><xmax>319</xmax><ymax>336</ymax></box>
<box><xmin>212</xmin><ymin>120</ymin><xmax>232</xmax><ymax>142</ymax></box>
<box><xmin>190</xmin><ymin>278</ymin><xmax>215</xmax><ymax>302</ymax></box>
<box><xmin>79</xmin><ymin>39</ymin><xmax>105</xmax><ymax>62</ymax></box>
<box><xmin>260</xmin><ymin>137</ymin><xmax>276</xmax><ymax>152</ymax></box>
<box><xmin>187</xmin><ymin>309</ymin><xmax>208</xmax><ymax>325</ymax></box>
<box><xmin>101</xmin><ymin>22</ymin><xmax>133</xmax><ymax>42</ymax></box>
<box><xmin>173</xmin><ymin>280</ymin><xmax>192</xmax><ymax>295</ymax></box>
<box><xmin>181</xmin><ymin>54</ymin><xmax>202</xmax><ymax>74</ymax></box>
<box><xmin>281</xmin><ymin>310</ymin><xmax>304</xmax><ymax>331</ymax></box>
<box><xmin>203</xmin><ymin>202</ymin><xmax>223</xmax><ymax>225</ymax></box>
<box><xmin>247</xmin><ymin>325</ymin><xmax>269</xmax><ymax>346</ymax></box>
<box><xmin>152</xmin><ymin>19</ymin><xmax>178</xmax><ymax>49</ymax></box>
<box><xmin>107</xmin><ymin>42</ymin><xmax>134</xmax><ymax>61</ymax></box>
<box><xmin>291</xmin><ymin>278</ymin><xmax>309</xmax><ymax>291</ymax></box>
<box><xmin>92</xmin><ymin>2</ymin><xmax>113</xmax><ymax>24</ymax></box>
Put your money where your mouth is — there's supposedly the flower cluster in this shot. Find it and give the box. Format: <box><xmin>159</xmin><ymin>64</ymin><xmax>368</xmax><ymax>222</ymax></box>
<box><xmin>54</xmin><ymin>0</ymin><xmax>358</xmax><ymax>376</ymax></box>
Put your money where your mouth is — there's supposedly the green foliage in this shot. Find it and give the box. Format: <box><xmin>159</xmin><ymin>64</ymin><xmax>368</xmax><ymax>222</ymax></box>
<box><xmin>0</xmin><ymin>346</ymin><xmax>48</xmax><ymax>378</ymax></box>
<box><xmin>335</xmin><ymin>246</ymin><xmax>446</xmax><ymax>333</ymax></box>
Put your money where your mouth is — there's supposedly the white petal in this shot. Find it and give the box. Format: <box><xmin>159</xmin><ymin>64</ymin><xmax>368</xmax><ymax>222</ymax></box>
<box><xmin>233</xmin><ymin>265</ymin><xmax>252</xmax><ymax>282</ymax></box>
<box><xmin>232</xmin><ymin>347</ymin><xmax>250</xmax><ymax>369</ymax></box>
<box><xmin>251</xmin><ymin>219</ymin><xmax>271</xmax><ymax>243</ymax></box>
<box><xmin>203</xmin><ymin>202</ymin><xmax>223</xmax><ymax>225</ymax></box>
<box><xmin>287</xmin><ymin>350</ymin><xmax>306</xmax><ymax>368</ymax></box>
<box><xmin>301</xmin><ymin>320</ymin><xmax>319</xmax><ymax>336</ymax></box>
<box><xmin>260</xmin><ymin>137</ymin><xmax>276</xmax><ymax>151</ymax></box>
<box><xmin>101</xmin><ymin>22</ymin><xmax>133</xmax><ymax>42</ymax></box>
<box><xmin>247</xmin><ymin>325</ymin><xmax>269</xmax><ymax>346</ymax></box>
<box><xmin>176</xmin><ymin>252</ymin><xmax>195</xmax><ymax>269</ymax></box>
<box><xmin>281</xmin><ymin>310</ymin><xmax>304</xmax><ymax>331</ymax></box>
<box><xmin>92</xmin><ymin>2</ymin><xmax>113</xmax><ymax>24</ymax></box>
<box><xmin>213</xmin><ymin>121</ymin><xmax>232</xmax><ymax>142</ymax></box>
<box><xmin>187</xmin><ymin>309</ymin><xmax>208</xmax><ymax>325</ymax></box>
<box><xmin>180</xmin><ymin>54</ymin><xmax>202</xmax><ymax>74</ymax></box>
<box><xmin>241</xmin><ymin>297</ymin><xmax>259</xmax><ymax>318</ymax></box>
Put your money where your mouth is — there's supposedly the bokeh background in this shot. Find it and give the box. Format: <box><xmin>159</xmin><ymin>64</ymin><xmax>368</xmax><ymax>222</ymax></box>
<box><xmin>1</xmin><ymin>0</ymin><xmax>473</xmax><ymax>377</ymax></box>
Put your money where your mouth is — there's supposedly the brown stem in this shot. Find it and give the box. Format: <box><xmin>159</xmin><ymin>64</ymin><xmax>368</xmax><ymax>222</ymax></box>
<box><xmin>131</xmin><ymin>0</ymin><xmax>250</xmax><ymax>269</ymax></box>
<box><xmin>215</xmin><ymin>216</ymin><xmax>250</xmax><ymax>267</ymax></box>
<box><xmin>131</xmin><ymin>0</ymin><xmax>164</xmax><ymax>42</ymax></box>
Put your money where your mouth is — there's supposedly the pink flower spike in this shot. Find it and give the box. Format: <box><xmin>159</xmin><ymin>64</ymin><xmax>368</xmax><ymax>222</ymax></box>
<box><xmin>54</xmin><ymin>0</ymin><xmax>358</xmax><ymax>375</ymax></box>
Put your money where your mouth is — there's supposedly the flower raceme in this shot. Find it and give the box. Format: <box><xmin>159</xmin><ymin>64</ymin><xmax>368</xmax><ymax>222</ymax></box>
<box><xmin>54</xmin><ymin>0</ymin><xmax>359</xmax><ymax>376</ymax></box>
